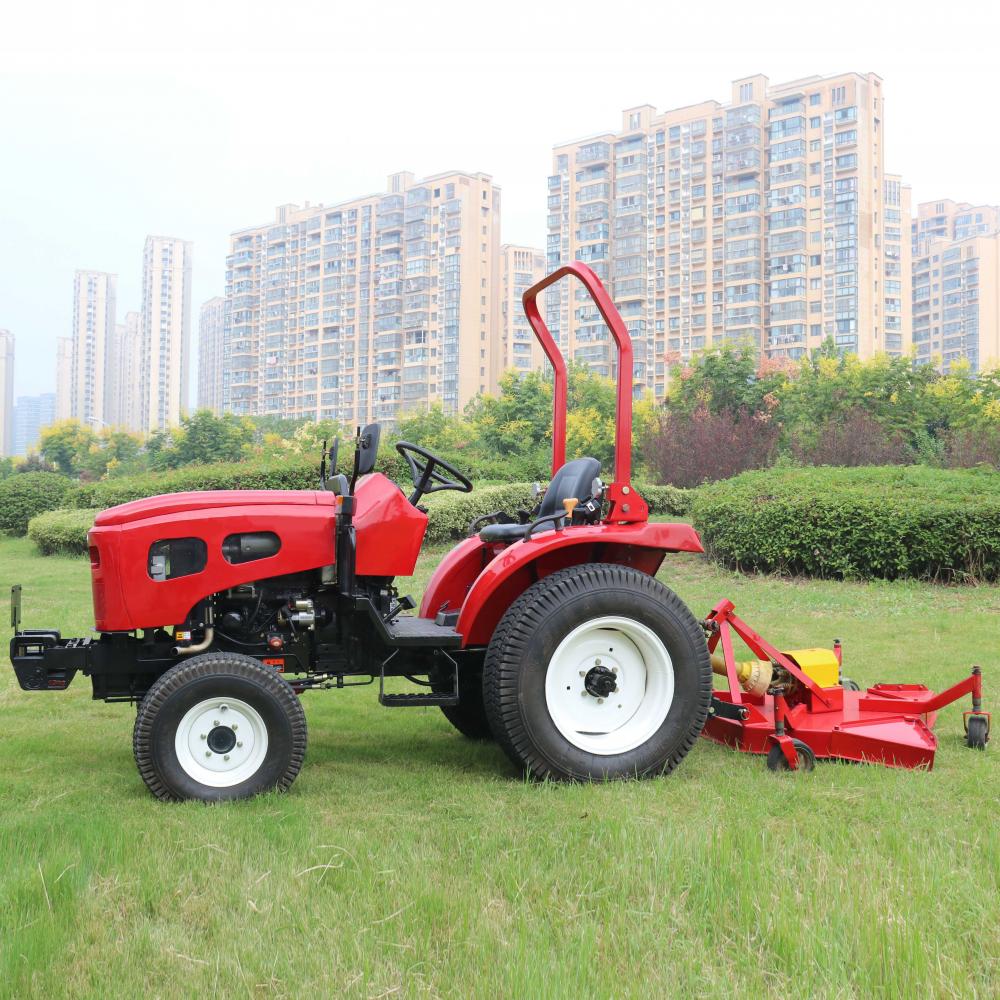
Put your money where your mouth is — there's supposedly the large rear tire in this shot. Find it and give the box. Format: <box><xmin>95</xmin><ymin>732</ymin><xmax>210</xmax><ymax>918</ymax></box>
<box><xmin>436</xmin><ymin>667</ymin><xmax>493</xmax><ymax>740</ymax></box>
<box><xmin>483</xmin><ymin>563</ymin><xmax>712</xmax><ymax>781</ymax></box>
<box><xmin>133</xmin><ymin>652</ymin><xmax>307</xmax><ymax>802</ymax></box>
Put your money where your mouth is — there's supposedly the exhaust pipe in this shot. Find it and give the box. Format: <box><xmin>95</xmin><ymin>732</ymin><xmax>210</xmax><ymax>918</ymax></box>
<box><xmin>174</xmin><ymin>627</ymin><xmax>214</xmax><ymax>656</ymax></box>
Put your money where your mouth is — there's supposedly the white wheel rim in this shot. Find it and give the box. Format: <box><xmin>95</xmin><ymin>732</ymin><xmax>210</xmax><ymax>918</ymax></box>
<box><xmin>544</xmin><ymin>616</ymin><xmax>674</xmax><ymax>756</ymax></box>
<box><xmin>174</xmin><ymin>696</ymin><xmax>269</xmax><ymax>788</ymax></box>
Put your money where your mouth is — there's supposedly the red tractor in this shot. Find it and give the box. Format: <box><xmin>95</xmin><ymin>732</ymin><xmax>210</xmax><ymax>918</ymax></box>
<box><xmin>10</xmin><ymin>264</ymin><xmax>989</xmax><ymax>799</ymax></box>
<box><xmin>9</xmin><ymin>264</ymin><xmax>714</xmax><ymax>801</ymax></box>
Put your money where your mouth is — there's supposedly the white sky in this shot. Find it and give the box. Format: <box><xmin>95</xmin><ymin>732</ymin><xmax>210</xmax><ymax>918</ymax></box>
<box><xmin>2</xmin><ymin>0</ymin><xmax>999</xmax><ymax>399</ymax></box>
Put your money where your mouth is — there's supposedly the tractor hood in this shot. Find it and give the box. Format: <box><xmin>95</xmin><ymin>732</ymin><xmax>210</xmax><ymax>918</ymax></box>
<box><xmin>94</xmin><ymin>489</ymin><xmax>336</xmax><ymax>526</ymax></box>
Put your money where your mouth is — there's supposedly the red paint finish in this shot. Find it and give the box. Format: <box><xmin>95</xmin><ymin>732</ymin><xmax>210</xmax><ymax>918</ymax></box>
<box><xmin>88</xmin><ymin>495</ymin><xmax>337</xmax><ymax>631</ymax></box>
<box><xmin>455</xmin><ymin>521</ymin><xmax>704</xmax><ymax>646</ymax></box>
<box><xmin>353</xmin><ymin>473</ymin><xmax>428</xmax><ymax>577</ymax></box>
<box><xmin>522</xmin><ymin>263</ymin><xmax>637</xmax><ymax>493</ymax></box>
<box><xmin>419</xmin><ymin>536</ymin><xmax>495</xmax><ymax>620</ymax></box>
<box><xmin>702</xmin><ymin>598</ymin><xmax>988</xmax><ymax>770</ymax></box>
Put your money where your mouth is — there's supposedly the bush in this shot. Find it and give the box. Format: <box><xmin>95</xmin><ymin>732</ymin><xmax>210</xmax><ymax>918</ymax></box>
<box><xmin>691</xmin><ymin>465</ymin><xmax>1000</xmax><ymax>581</ymax></box>
<box><xmin>424</xmin><ymin>484</ymin><xmax>537</xmax><ymax>544</ymax></box>
<box><xmin>787</xmin><ymin>408</ymin><xmax>916</xmax><ymax>466</ymax></box>
<box><xmin>68</xmin><ymin>451</ymin><xmax>409</xmax><ymax>510</ymax></box>
<box><xmin>0</xmin><ymin>472</ymin><xmax>73</xmax><ymax>535</ymax></box>
<box><xmin>642</xmin><ymin>406</ymin><xmax>781</xmax><ymax>488</ymax></box>
<box><xmin>633</xmin><ymin>481</ymin><xmax>691</xmax><ymax>516</ymax></box>
<box><xmin>27</xmin><ymin>508</ymin><xmax>98</xmax><ymax>555</ymax></box>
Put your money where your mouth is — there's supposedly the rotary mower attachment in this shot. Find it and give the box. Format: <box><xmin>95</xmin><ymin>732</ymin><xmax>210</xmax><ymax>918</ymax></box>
<box><xmin>700</xmin><ymin>598</ymin><xmax>990</xmax><ymax>771</ymax></box>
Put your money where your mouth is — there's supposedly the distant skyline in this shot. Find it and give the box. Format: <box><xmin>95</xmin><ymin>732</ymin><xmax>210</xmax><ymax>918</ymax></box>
<box><xmin>2</xmin><ymin>0</ymin><xmax>1000</xmax><ymax>398</ymax></box>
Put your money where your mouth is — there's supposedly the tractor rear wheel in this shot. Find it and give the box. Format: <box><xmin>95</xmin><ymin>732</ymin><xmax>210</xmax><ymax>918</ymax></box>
<box><xmin>483</xmin><ymin>563</ymin><xmax>712</xmax><ymax>781</ymax></box>
<box><xmin>133</xmin><ymin>652</ymin><xmax>307</xmax><ymax>802</ymax></box>
<box><xmin>435</xmin><ymin>666</ymin><xmax>493</xmax><ymax>740</ymax></box>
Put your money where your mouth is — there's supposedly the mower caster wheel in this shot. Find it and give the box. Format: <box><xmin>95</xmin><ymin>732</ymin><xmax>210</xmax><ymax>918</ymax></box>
<box><xmin>766</xmin><ymin>739</ymin><xmax>816</xmax><ymax>773</ymax></box>
<box><xmin>966</xmin><ymin>715</ymin><xmax>989</xmax><ymax>750</ymax></box>
<box><xmin>841</xmin><ymin>678</ymin><xmax>861</xmax><ymax>692</ymax></box>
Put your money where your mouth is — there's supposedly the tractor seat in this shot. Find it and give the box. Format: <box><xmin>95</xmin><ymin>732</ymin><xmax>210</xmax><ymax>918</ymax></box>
<box><xmin>479</xmin><ymin>457</ymin><xmax>601</xmax><ymax>544</ymax></box>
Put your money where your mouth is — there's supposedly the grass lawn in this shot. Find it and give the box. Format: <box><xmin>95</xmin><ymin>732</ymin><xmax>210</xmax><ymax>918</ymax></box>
<box><xmin>1</xmin><ymin>532</ymin><xmax>998</xmax><ymax>998</ymax></box>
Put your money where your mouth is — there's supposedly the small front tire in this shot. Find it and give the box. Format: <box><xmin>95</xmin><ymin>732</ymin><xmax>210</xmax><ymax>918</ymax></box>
<box><xmin>966</xmin><ymin>715</ymin><xmax>989</xmax><ymax>751</ymax></box>
<box><xmin>133</xmin><ymin>652</ymin><xmax>307</xmax><ymax>802</ymax></box>
<box><xmin>766</xmin><ymin>739</ymin><xmax>816</xmax><ymax>772</ymax></box>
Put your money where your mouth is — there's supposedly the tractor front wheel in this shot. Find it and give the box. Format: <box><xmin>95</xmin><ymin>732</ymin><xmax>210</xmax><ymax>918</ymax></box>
<box><xmin>483</xmin><ymin>563</ymin><xmax>712</xmax><ymax>781</ymax></box>
<box><xmin>133</xmin><ymin>652</ymin><xmax>307</xmax><ymax>802</ymax></box>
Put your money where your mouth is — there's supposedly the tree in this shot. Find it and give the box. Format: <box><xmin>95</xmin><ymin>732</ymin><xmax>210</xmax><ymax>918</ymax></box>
<box><xmin>157</xmin><ymin>411</ymin><xmax>255</xmax><ymax>468</ymax></box>
<box><xmin>39</xmin><ymin>420</ymin><xmax>97</xmax><ymax>476</ymax></box>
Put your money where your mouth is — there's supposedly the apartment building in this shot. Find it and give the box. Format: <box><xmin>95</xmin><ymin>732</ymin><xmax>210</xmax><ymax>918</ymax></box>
<box><xmin>547</xmin><ymin>72</ymin><xmax>909</xmax><ymax>397</ymax></box>
<box><xmin>113</xmin><ymin>311</ymin><xmax>142</xmax><ymax>431</ymax></box>
<box><xmin>55</xmin><ymin>337</ymin><xmax>72</xmax><ymax>421</ymax></box>
<box><xmin>913</xmin><ymin>232</ymin><xmax>1000</xmax><ymax>373</ymax></box>
<box><xmin>222</xmin><ymin>170</ymin><xmax>501</xmax><ymax>426</ymax></box>
<box><xmin>912</xmin><ymin>199</ymin><xmax>1000</xmax><ymax>251</ymax></box>
<box><xmin>197</xmin><ymin>296</ymin><xmax>225</xmax><ymax>413</ymax></box>
<box><xmin>12</xmin><ymin>392</ymin><xmax>56</xmax><ymax>456</ymax></box>
<box><xmin>140</xmin><ymin>236</ymin><xmax>193</xmax><ymax>433</ymax></box>
<box><xmin>0</xmin><ymin>330</ymin><xmax>13</xmax><ymax>457</ymax></box>
<box><xmin>70</xmin><ymin>270</ymin><xmax>117</xmax><ymax>429</ymax></box>
<box><xmin>500</xmin><ymin>245</ymin><xmax>546</xmax><ymax>373</ymax></box>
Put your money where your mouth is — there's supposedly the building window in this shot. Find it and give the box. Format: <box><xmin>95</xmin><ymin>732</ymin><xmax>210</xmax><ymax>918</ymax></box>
<box><xmin>832</xmin><ymin>86</ymin><xmax>847</xmax><ymax>105</ymax></box>
<box><xmin>739</xmin><ymin>82</ymin><xmax>753</xmax><ymax>102</ymax></box>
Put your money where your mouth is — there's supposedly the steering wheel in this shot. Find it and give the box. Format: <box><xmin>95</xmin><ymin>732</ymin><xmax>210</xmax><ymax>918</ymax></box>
<box><xmin>395</xmin><ymin>441</ymin><xmax>473</xmax><ymax>506</ymax></box>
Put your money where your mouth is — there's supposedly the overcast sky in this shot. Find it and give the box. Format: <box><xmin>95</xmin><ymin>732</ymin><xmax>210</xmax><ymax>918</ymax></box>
<box><xmin>2</xmin><ymin>0</ymin><xmax>999</xmax><ymax>399</ymax></box>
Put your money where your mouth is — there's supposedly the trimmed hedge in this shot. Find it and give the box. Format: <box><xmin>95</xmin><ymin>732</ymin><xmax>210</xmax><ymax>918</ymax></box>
<box><xmin>28</xmin><ymin>508</ymin><xmax>98</xmax><ymax>556</ymax></box>
<box><xmin>68</xmin><ymin>452</ymin><xmax>409</xmax><ymax>510</ymax></box>
<box><xmin>0</xmin><ymin>472</ymin><xmax>73</xmax><ymax>535</ymax></box>
<box><xmin>423</xmin><ymin>483</ymin><xmax>538</xmax><ymax>544</ymax></box>
<box><xmin>691</xmin><ymin>465</ymin><xmax>1000</xmax><ymax>581</ymax></box>
<box><xmin>635</xmin><ymin>482</ymin><xmax>690</xmax><ymax>516</ymax></box>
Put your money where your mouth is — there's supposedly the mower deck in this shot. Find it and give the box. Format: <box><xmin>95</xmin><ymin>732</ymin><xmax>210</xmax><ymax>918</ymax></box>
<box><xmin>699</xmin><ymin>598</ymin><xmax>989</xmax><ymax>771</ymax></box>
<box><xmin>705</xmin><ymin>686</ymin><xmax>943</xmax><ymax>768</ymax></box>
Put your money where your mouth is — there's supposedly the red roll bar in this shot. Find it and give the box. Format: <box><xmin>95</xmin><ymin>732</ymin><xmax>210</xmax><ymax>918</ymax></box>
<box><xmin>521</xmin><ymin>262</ymin><xmax>646</xmax><ymax>524</ymax></box>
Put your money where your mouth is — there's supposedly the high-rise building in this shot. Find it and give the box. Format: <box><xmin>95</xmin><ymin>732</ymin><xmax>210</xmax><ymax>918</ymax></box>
<box><xmin>71</xmin><ymin>270</ymin><xmax>117</xmax><ymax>429</ymax></box>
<box><xmin>12</xmin><ymin>393</ymin><xmax>56</xmax><ymax>456</ymax></box>
<box><xmin>223</xmin><ymin>170</ymin><xmax>502</xmax><ymax>425</ymax></box>
<box><xmin>912</xmin><ymin>199</ymin><xmax>1000</xmax><ymax>251</ymax></box>
<box><xmin>55</xmin><ymin>337</ymin><xmax>72</xmax><ymax>421</ymax></box>
<box><xmin>0</xmin><ymin>329</ymin><xmax>14</xmax><ymax>457</ymax></box>
<box><xmin>112</xmin><ymin>311</ymin><xmax>142</xmax><ymax>431</ymax></box>
<box><xmin>548</xmin><ymin>72</ymin><xmax>908</xmax><ymax>396</ymax></box>
<box><xmin>499</xmin><ymin>245</ymin><xmax>546</xmax><ymax>373</ymax></box>
<box><xmin>913</xmin><ymin>231</ymin><xmax>1000</xmax><ymax>372</ymax></box>
<box><xmin>197</xmin><ymin>296</ymin><xmax>225</xmax><ymax>413</ymax></box>
<box><xmin>140</xmin><ymin>236</ymin><xmax>193</xmax><ymax>433</ymax></box>
<box><xmin>884</xmin><ymin>174</ymin><xmax>912</xmax><ymax>356</ymax></box>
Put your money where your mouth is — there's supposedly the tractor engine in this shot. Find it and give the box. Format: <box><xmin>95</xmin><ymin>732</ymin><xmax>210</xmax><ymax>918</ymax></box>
<box><xmin>208</xmin><ymin>575</ymin><xmax>335</xmax><ymax>655</ymax></box>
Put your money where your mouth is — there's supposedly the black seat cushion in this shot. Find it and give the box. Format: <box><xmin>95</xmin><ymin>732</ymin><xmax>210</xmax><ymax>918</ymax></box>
<box><xmin>478</xmin><ymin>521</ymin><xmax>532</xmax><ymax>543</ymax></box>
<box><xmin>479</xmin><ymin>457</ymin><xmax>601</xmax><ymax>544</ymax></box>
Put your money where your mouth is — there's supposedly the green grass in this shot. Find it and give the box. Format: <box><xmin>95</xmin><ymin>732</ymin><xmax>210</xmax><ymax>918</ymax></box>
<box><xmin>1</xmin><ymin>532</ymin><xmax>998</xmax><ymax>998</ymax></box>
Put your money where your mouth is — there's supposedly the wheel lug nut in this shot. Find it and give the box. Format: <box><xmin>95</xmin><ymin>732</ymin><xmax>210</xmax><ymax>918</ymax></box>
<box><xmin>213</xmin><ymin>719</ymin><xmax>220</xmax><ymax>726</ymax></box>
<box><xmin>232</xmin><ymin>724</ymin><xmax>238</xmax><ymax>731</ymax></box>
<box><xmin>221</xmin><ymin>705</ymin><xmax>228</xmax><ymax>712</ymax></box>
<box><xmin>595</xmin><ymin>658</ymin><xmax>602</xmax><ymax>666</ymax></box>
<box><xmin>579</xmin><ymin>671</ymin><xmax>585</xmax><ymax>677</ymax></box>
<box><xmin>612</xmin><ymin>667</ymin><xmax>619</xmax><ymax>674</ymax></box>
<box><xmin>224</xmin><ymin>754</ymin><xmax>230</xmax><ymax>761</ymax></box>
<box><xmin>200</xmin><ymin>733</ymin><xmax>207</xmax><ymax>740</ymax></box>
<box><xmin>597</xmin><ymin>697</ymin><xmax>605</xmax><ymax>704</ymax></box>
<box><xmin>581</xmin><ymin>690</ymin><xmax>588</xmax><ymax>697</ymax></box>
<box><xmin>205</xmin><ymin>751</ymin><xmax>212</xmax><ymax>758</ymax></box>
<box><xmin>236</xmin><ymin>742</ymin><xmax>243</xmax><ymax>748</ymax></box>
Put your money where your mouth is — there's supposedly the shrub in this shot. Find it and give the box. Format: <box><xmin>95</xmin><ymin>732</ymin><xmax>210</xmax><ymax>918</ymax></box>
<box><xmin>68</xmin><ymin>451</ymin><xmax>409</xmax><ymax>510</ymax></box>
<box><xmin>424</xmin><ymin>484</ymin><xmax>537</xmax><ymax>544</ymax></box>
<box><xmin>0</xmin><ymin>472</ymin><xmax>73</xmax><ymax>535</ymax></box>
<box><xmin>691</xmin><ymin>465</ymin><xmax>1000</xmax><ymax>581</ymax></box>
<box><xmin>941</xmin><ymin>425</ymin><xmax>1000</xmax><ymax>469</ymax></box>
<box><xmin>642</xmin><ymin>406</ymin><xmax>781</xmax><ymax>489</ymax></box>
<box><xmin>787</xmin><ymin>408</ymin><xmax>915</xmax><ymax>466</ymax></box>
<box><xmin>27</xmin><ymin>508</ymin><xmax>98</xmax><ymax>555</ymax></box>
<box><xmin>633</xmin><ymin>481</ymin><xmax>691</xmax><ymax>516</ymax></box>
